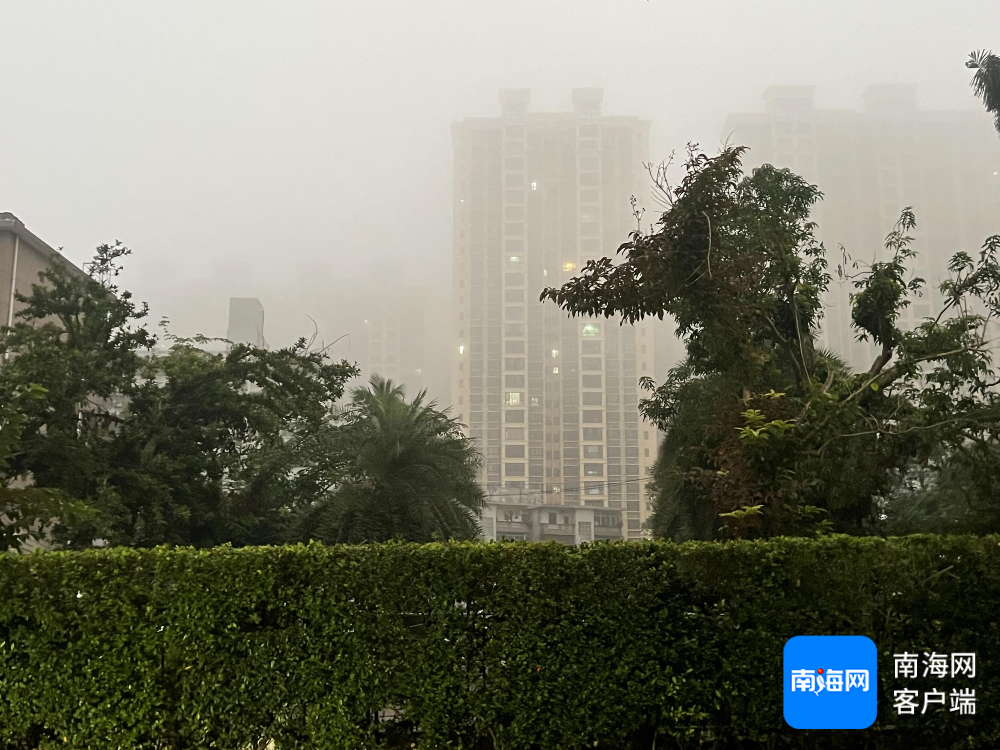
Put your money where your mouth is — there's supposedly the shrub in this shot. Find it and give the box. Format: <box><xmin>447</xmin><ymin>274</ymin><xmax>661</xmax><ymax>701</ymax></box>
<box><xmin>1</xmin><ymin>536</ymin><xmax>998</xmax><ymax>749</ymax></box>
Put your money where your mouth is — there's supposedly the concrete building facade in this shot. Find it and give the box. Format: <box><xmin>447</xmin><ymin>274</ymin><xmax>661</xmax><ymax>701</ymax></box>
<box><xmin>724</xmin><ymin>85</ymin><xmax>1000</xmax><ymax>370</ymax></box>
<box><xmin>479</xmin><ymin>487</ymin><xmax>624</xmax><ymax>543</ymax></box>
<box><xmin>1</xmin><ymin>213</ymin><xmax>87</xmax><ymax>333</ymax></box>
<box><xmin>452</xmin><ymin>89</ymin><xmax>658</xmax><ymax>540</ymax></box>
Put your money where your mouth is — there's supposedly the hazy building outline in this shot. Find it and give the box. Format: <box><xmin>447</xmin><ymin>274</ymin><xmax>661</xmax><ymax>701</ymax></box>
<box><xmin>724</xmin><ymin>84</ymin><xmax>1000</xmax><ymax>371</ymax></box>
<box><xmin>452</xmin><ymin>89</ymin><xmax>658</xmax><ymax>541</ymax></box>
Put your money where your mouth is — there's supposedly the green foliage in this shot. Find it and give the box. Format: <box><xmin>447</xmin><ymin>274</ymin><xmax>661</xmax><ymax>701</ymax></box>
<box><xmin>1</xmin><ymin>384</ymin><xmax>94</xmax><ymax>552</ymax></box>
<box><xmin>285</xmin><ymin>376</ymin><xmax>485</xmax><ymax>544</ymax></box>
<box><xmin>1</xmin><ymin>537</ymin><xmax>998</xmax><ymax>749</ymax></box>
<box><xmin>967</xmin><ymin>49</ymin><xmax>1000</xmax><ymax>134</ymax></box>
<box><xmin>543</xmin><ymin>146</ymin><xmax>1000</xmax><ymax>540</ymax></box>
<box><xmin>0</xmin><ymin>243</ymin><xmax>358</xmax><ymax>548</ymax></box>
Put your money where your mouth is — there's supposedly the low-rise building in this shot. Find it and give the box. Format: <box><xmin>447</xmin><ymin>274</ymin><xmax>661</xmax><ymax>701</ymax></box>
<box><xmin>1</xmin><ymin>213</ymin><xmax>87</xmax><ymax>333</ymax></box>
<box><xmin>479</xmin><ymin>487</ymin><xmax>624</xmax><ymax>544</ymax></box>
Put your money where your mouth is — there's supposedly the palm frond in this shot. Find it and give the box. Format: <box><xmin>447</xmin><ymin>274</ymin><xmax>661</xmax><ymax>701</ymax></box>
<box><xmin>967</xmin><ymin>49</ymin><xmax>1000</xmax><ymax>135</ymax></box>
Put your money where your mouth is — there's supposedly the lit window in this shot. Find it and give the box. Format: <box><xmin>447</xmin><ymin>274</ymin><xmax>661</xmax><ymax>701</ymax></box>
<box><xmin>459</xmin><ymin>345</ymin><xmax>465</xmax><ymax>354</ymax></box>
<box><xmin>508</xmin><ymin>256</ymin><xmax>521</xmax><ymax>264</ymax></box>
<box><xmin>543</xmin><ymin>269</ymin><xmax>548</xmax><ymax>277</ymax></box>
<box><xmin>505</xmin><ymin>392</ymin><xmax>524</xmax><ymax>406</ymax></box>
<box><xmin>552</xmin><ymin>366</ymin><xmax>559</xmax><ymax>374</ymax></box>
<box><xmin>551</xmin><ymin>349</ymin><xmax>559</xmax><ymax>358</ymax></box>
<box><xmin>530</xmin><ymin>181</ymin><xmax>538</xmax><ymax>190</ymax></box>
<box><xmin>563</xmin><ymin>262</ymin><xmax>576</xmax><ymax>272</ymax></box>
<box><xmin>582</xmin><ymin>324</ymin><xmax>600</xmax><ymax>337</ymax></box>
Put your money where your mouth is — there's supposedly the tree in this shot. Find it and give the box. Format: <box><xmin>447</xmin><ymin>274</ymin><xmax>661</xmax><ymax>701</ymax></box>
<box><xmin>1</xmin><ymin>243</ymin><xmax>357</xmax><ymax>548</ymax></box>
<box><xmin>968</xmin><ymin>49</ymin><xmax>1000</xmax><ymax>134</ymax></box>
<box><xmin>542</xmin><ymin>145</ymin><xmax>1000</xmax><ymax>540</ymax></box>
<box><xmin>286</xmin><ymin>376</ymin><xmax>484</xmax><ymax>544</ymax></box>
<box><xmin>0</xmin><ymin>384</ymin><xmax>93</xmax><ymax>552</ymax></box>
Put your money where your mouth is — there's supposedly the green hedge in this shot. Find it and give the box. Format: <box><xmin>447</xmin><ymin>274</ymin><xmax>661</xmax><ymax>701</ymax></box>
<box><xmin>1</xmin><ymin>536</ymin><xmax>998</xmax><ymax>749</ymax></box>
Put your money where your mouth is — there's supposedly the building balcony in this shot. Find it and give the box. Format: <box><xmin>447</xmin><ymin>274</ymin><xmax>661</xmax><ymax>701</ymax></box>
<box><xmin>497</xmin><ymin>521</ymin><xmax>530</xmax><ymax>535</ymax></box>
<box><xmin>539</xmin><ymin>523</ymin><xmax>575</xmax><ymax>536</ymax></box>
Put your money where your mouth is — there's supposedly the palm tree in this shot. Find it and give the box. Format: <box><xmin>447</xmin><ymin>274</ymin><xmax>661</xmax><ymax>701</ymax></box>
<box><xmin>967</xmin><ymin>49</ymin><xmax>1000</xmax><ymax>135</ymax></box>
<box><xmin>288</xmin><ymin>376</ymin><xmax>484</xmax><ymax>544</ymax></box>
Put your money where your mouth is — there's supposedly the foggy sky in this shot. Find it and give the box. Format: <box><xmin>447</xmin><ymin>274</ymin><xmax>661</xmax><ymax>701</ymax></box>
<box><xmin>1</xmin><ymin>0</ymin><xmax>993</xmax><ymax>384</ymax></box>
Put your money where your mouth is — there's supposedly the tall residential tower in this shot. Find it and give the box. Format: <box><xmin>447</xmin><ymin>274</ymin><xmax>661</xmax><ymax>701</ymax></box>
<box><xmin>451</xmin><ymin>89</ymin><xmax>657</xmax><ymax>540</ymax></box>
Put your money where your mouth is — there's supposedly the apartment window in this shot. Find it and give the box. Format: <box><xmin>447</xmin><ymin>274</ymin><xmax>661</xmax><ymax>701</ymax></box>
<box><xmin>584</xmin><ymin>482</ymin><xmax>605</xmax><ymax>496</ymax></box>
<box><xmin>581</xmin><ymin>357</ymin><xmax>602</xmax><ymax>371</ymax></box>
<box><xmin>506</xmin><ymin>410</ymin><xmax>525</xmax><ymax>423</ymax></box>
<box><xmin>595</xmin><ymin>512</ymin><xmax>618</xmax><ymax>527</ymax></box>
<box><xmin>584</xmin><ymin>463</ymin><xmax>604</xmax><ymax>477</ymax></box>
<box><xmin>505</xmin><ymin>357</ymin><xmax>525</xmax><ymax>370</ymax></box>
<box><xmin>582</xmin><ymin>324</ymin><xmax>600</xmax><ymax>337</ymax></box>
<box><xmin>582</xmin><ymin>374</ymin><xmax>602</xmax><ymax>388</ymax></box>
<box><xmin>583</xmin><ymin>445</ymin><xmax>603</xmax><ymax>458</ymax></box>
<box><xmin>505</xmin><ymin>324</ymin><xmax>525</xmax><ymax>336</ymax></box>
<box><xmin>506</xmin><ymin>307</ymin><xmax>525</xmax><ymax>320</ymax></box>
<box><xmin>504</xmin><ymin>289</ymin><xmax>524</xmax><ymax>303</ymax></box>
<box><xmin>582</xmin><ymin>340</ymin><xmax>602</xmax><ymax>354</ymax></box>
<box><xmin>505</xmin><ymin>445</ymin><xmax>526</xmax><ymax>458</ymax></box>
<box><xmin>582</xmin><ymin>428</ymin><xmax>603</xmax><ymax>441</ymax></box>
<box><xmin>505</xmin><ymin>273</ymin><xmax>525</xmax><ymax>286</ymax></box>
<box><xmin>505</xmin><ymin>463</ymin><xmax>526</xmax><ymax>476</ymax></box>
<box><xmin>505</xmin><ymin>427</ymin><xmax>525</xmax><ymax>440</ymax></box>
<box><xmin>582</xmin><ymin>392</ymin><xmax>602</xmax><ymax>406</ymax></box>
<box><xmin>529</xmin><ymin>395</ymin><xmax>541</xmax><ymax>407</ymax></box>
<box><xmin>505</xmin><ymin>340</ymin><xmax>525</xmax><ymax>354</ymax></box>
<box><xmin>505</xmin><ymin>374</ymin><xmax>525</xmax><ymax>387</ymax></box>
<box><xmin>505</xmin><ymin>392</ymin><xmax>524</xmax><ymax>406</ymax></box>
<box><xmin>582</xmin><ymin>411</ymin><xmax>603</xmax><ymax>424</ymax></box>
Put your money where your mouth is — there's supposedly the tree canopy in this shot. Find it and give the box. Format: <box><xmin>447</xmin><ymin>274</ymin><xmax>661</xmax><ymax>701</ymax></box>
<box><xmin>286</xmin><ymin>375</ymin><xmax>485</xmax><ymax>544</ymax></box>
<box><xmin>968</xmin><ymin>48</ymin><xmax>1000</xmax><ymax>134</ymax></box>
<box><xmin>0</xmin><ymin>243</ymin><xmax>358</xmax><ymax>549</ymax></box>
<box><xmin>542</xmin><ymin>145</ymin><xmax>1000</xmax><ymax>540</ymax></box>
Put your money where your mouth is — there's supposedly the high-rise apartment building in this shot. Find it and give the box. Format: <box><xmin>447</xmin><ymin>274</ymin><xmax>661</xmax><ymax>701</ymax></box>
<box><xmin>226</xmin><ymin>297</ymin><xmax>268</xmax><ymax>349</ymax></box>
<box><xmin>725</xmin><ymin>85</ymin><xmax>1000</xmax><ymax>370</ymax></box>
<box><xmin>451</xmin><ymin>89</ymin><xmax>658</xmax><ymax>540</ymax></box>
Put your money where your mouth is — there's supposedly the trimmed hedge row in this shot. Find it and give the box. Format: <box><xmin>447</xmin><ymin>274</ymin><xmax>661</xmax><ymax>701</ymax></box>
<box><xmin>1</xmin><ymin>536</ymin><xmax>999</xmax><ymax>749</ymax></box>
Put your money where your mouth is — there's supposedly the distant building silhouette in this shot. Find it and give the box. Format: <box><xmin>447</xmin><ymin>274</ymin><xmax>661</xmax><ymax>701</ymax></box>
<box><xmin>363</xmin><ymin>286</ymin><xmax>429</xmax><ymax>395</ymax></box>
<box><xmin>451</xmin><ymin>89</ymin><xmax>659</xmax><ymax>540</ymax></box>
<box><xmin>227</xmin><ymin>297</ymin><xmax>268</xmax><ymax>349</ymax></box>
<box><xmin>725</xmin><ymin>85</ymin><xmax>1000</xmax><ymax>370</ymax></box>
